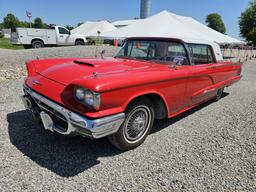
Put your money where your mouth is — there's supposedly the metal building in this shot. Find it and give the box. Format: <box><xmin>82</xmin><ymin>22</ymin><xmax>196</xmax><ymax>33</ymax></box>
<box><xmin>140</xmin><ymin>0</ymin><xmax>151</xmax><ymax>19</ymax></box>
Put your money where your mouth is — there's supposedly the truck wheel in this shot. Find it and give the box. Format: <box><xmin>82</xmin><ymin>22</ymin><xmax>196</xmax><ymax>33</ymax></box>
<box><xmin>214</xmin><ymin>88</ymin><xmax>224</xmax><ymax>101</ymax></box>
<box><xmin>108</xmin><ymin>98</ymin><xmax>155</xmax><ymax>151</ymax></box>
<box><xmin>32</xmin><ymin>40</ymin><xmax>44</xmax><ymax>48</ymax></box>
<box><xmin>75</xmin><ymin>40</ymin><xmax>85</xmax><ymax>46</ymax></box>
<box><xmin>75</xmin><ymin>40</ymin><xmax>85</xmax><ymax>45</ymax></box>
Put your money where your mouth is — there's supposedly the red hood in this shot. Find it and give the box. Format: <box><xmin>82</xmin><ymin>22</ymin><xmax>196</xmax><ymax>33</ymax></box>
<box><xmin>27</xmin><ymin>57</ymin><xmax>189</xmax><ymax>93</ymax></box>
<box><xmin>34</xmin><ymin>57</ymin><xmax>164</xmax><ymax>86</ymax></box>
<box><xmin>28</xmin><ymin>57</ymin><xmax>187</xmax><ymax>93</ymax></box>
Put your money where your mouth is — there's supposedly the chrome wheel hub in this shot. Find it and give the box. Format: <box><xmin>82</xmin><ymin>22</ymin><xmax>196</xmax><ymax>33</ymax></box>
<box><xmin>124</xmin><ymin>106</ymin><xmax>151</xmax><ymax>143</ymax></box>
<box><xmin>133</xmin><ymin>116</ymin><xmax>146</xmax><ymax>131</ymax></box>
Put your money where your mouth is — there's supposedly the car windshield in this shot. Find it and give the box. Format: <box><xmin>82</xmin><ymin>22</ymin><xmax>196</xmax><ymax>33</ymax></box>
<box><xmin>115</xmin><ymin>39</ymin><xmax>189</xmax><ymax>65</ymax></box>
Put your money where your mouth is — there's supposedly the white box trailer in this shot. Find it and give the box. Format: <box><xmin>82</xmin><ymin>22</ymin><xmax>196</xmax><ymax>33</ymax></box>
<box><xmin>11</xmin><ymin>26</ymin><xmax>87</xmax><ymax>48</ymax></box>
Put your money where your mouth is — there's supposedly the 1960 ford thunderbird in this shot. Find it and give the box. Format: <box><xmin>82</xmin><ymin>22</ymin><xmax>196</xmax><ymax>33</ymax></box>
<box><xmin>21</xmin><ymin>37</ymin><xmax>242</xmax><ymax>150</ymax></box>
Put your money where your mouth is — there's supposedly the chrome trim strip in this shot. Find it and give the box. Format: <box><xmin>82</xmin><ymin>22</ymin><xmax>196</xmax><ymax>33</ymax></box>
<box><xmin>22</xmin><ymin>85</ymin><xmax>125</xmax><ymax>139</ymax></box>
<box><xmin>203</xmin><ymin>88</ymin><xmax>216</xmax><ymax>94</ymax></box>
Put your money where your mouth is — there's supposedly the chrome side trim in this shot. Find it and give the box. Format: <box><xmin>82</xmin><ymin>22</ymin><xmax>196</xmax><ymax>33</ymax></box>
<box><xmin>22</xmin><ymin>86</ymin><xmax>125</xmax><ymax>139</ymax></box>
<box><xmin>203</xmin><ymin>88</ymin><xmax>216</xmax><ymax>94</ymax></box>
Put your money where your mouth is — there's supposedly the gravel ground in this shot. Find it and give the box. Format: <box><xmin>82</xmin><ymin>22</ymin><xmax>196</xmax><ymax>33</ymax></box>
<box><xmin>0</xmin><ymin>48</ymin><xmax>255</xmax><ymax>191</ymax></box>
<box><xmin>0</xmin><ymin>46</ymin><xmax>118</xmax><ymax>82</ymax></box>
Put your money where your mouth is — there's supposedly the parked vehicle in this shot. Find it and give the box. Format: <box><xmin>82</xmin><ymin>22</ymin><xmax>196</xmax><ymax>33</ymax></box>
<box><xmin>11</xmin><ymin>26</ymin><xmax>87</xmax><ymax>49</ymax></box>
<box><xmin>21</xmin><ymin>37</ymin><xmax>242</xmax><ymax>150</ymax></box>
<box><xmin>0</xmin><ymin>30</ymin><xmax>3</xmax><ymax>38</ymax></box>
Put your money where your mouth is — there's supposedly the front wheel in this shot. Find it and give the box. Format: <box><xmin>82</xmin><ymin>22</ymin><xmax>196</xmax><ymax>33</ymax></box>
<box><xmin>108</xmin><ymin>98</ymin><xmax>155</xmax><ymax>151</ymax></box>
<box><xmin>75</xmin><ymin>40</ymin><xmax>85</xmax><ymax>46</ymax></box>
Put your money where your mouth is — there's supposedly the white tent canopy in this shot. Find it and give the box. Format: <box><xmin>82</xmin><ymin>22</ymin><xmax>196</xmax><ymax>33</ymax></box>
<box><xmin>71</xmin><ymin>20</ymin><xmax>116</xmax><ymax>37</ymax></box>
<box><xmin>102</xmin><ymin>11</ymin><xmax>244</xmax><ymax>45</ymax></box>
<box><xmin>112</xmin><ymin>19</ymin><xmax>141</xmax><ymax>28</ymax></box>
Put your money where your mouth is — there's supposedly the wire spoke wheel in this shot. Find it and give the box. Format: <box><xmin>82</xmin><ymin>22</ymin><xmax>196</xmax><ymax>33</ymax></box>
<box><xmin>123</xmin><ymin>106</ymin><xmax>152</xmax><ymax>143</ymax></box>
<box><xmin>108</xmin><ymin>98</ymin><xmax>154</xmax><ymax>150</ymax></box>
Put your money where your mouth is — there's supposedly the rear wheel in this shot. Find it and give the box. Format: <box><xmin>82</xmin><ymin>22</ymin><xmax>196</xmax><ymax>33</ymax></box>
<box><xmin>31</xmin><ymin>40</ymin><xmax>44</xmax><ymax>49</ymax></box>
<box><xmin>215</xmin><ymin>88</ymin><xmax>224</xmax><ymax>101</ymax></box>
<box><xmin>108</xmin><ymin>98</ymin><xmax>155</xmax><ymax>151</ymax></box>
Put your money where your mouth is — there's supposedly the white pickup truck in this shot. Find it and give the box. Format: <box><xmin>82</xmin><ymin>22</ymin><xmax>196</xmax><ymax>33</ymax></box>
<box><xmin>11</xmin><ymin>26</ymin><xmax>87</xmax><ymax>48</ymax></box>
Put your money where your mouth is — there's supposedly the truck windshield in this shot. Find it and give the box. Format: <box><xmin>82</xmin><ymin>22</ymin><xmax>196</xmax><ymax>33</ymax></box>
<box><xmin>115</xmin><ymin>40</ymin><xmax>189</xmax><ymax>65</ymax></box>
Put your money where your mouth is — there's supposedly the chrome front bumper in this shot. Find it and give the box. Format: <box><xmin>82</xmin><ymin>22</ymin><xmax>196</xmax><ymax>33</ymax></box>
<box><xmin>21</xmin><ymin>86</ymin><xmax>125</xmax><ymax>139</ymax></box>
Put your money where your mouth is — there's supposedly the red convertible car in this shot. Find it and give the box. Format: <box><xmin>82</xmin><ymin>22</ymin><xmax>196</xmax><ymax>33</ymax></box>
<box><xmin>21</xmin><ymin>37</ymin><xmax>242</xmax><ymax>150</ymax></box>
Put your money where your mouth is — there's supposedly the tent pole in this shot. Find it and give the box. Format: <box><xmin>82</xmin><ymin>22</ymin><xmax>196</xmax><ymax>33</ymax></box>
<box><xmin>222</xmin><ymin>47</ymin><xmax>226</xmax><ymax>59</ymax></box>
<box><xmin>229</xmin><ymin>45</ymin><xmax>232</xmax><ymax>59</ymax></box>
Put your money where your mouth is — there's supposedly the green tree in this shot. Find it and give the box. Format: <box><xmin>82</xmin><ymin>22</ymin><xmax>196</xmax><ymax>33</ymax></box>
<box><xmin>43</xmin><ymin>23</ymin><xmax>49</xmax><ymax>29</ymax></box>
<box><xmin>33</xmin><ymin>17</ymin><xmax>43</xmax><ymax>28</ymax></box>
<box><xmin>0</xmin><ymin>23</ymin><xmax>4</xmax><ymax>29</ymax></box>
<box><xmin>77</xmin><ymin>22</ymin><xmax>83</xmax><ymax>27</ymax></box>
<box><xmin>65</xmin><ymin>25</ymin><xmax>74</xmax><ymax>31</ymax></box>
<box><xmin>239</xmin><ymin>0</ymin><xmax>256</xmax><ymax>45</ymax></box>
<box><xmin>18</xmin><ymin>21</ymin><xmax>30</xmax><ymax>28</ymax></box>
<box><xmin>206</xmin><ymin>13</ymin><xmax>226</xmax><ymax>34</ymax></box>
<box><xmin>3</xmin><ymin>13</ymin><xmax>19</xmax><ymax>29</ymax></box>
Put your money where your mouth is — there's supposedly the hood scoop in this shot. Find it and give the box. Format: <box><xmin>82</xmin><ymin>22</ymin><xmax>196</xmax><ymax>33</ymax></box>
<box><xmin>74</xmin><ymin>60</ymin><xmax>96</xmax><ymax>67</ymax></box>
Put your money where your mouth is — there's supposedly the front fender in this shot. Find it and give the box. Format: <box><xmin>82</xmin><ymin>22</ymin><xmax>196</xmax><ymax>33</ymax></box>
<box><xmin>121</xmin><ymin>90</ymin><xmax>170</xmax><ymax>114</ymax></box>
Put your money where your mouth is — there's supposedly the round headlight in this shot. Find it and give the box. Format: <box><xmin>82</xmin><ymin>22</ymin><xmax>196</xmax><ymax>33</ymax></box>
<box><xmin>74</xmin><ymin>87</ymin><xmax>101</xmax><ymax>110</ymax></box>
<box><xmin>75</xmin><ymin>88</ymin><xmax>85</xmax><ymax>101</ymax></box>
<box><xmin>84</xmin><ymin>90</ymin><xmax>94</xmax><ymax>106</ymax></box>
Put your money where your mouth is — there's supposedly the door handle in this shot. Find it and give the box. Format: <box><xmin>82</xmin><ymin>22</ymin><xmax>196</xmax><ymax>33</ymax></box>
<box><xmin>60</xmin><ymin>35</ymin><xmax>63</xmax><ymax>37</ymax></box>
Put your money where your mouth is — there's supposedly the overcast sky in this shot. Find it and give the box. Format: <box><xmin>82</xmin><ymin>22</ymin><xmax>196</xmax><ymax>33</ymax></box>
<box><xmin>0</xmin><ymin>0</ymin><xmax>251</xmax><ymax>39</ymax></box>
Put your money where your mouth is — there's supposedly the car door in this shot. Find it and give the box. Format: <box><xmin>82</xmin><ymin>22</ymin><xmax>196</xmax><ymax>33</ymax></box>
<box><xmin>166</xmin><ymin>64</ymin><xmax>190</xmax><ymax>115</ymax></box>
<box><xmin>163</xmin><ymin>42</ymin><xmax>190</xmax><ymax>114</ymax></box>
<box><xmin>186</xmin><ymin>44</ymin><xmax>217</xmax><ymax>107</ymax></box>
<box><xmin>124</xmin><ymin>40</ymin><xmax>190</xmax><ymax>115</ymax></box>
<box><xmin>57</xmin><ymin>27</ymin><xmax>70</xmax><ymax>45</ymax></box>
